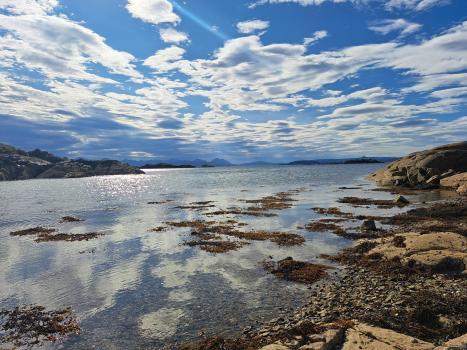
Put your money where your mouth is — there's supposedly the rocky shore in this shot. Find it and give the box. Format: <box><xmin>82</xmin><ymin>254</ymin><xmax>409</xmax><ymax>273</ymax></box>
<box><xmin>178</xmin><ymin>142</ymin><xmax>467</xmax><ymax>350</ymax></box>
<box><xmin>369</xmin><ymin>141</ymin><xmax>467</xmax><ymax>193</ymax></box>
<box><xmin>0</xmin><ymin>143</ymin><xmax>143</xmax><ymax>181</ymax></box>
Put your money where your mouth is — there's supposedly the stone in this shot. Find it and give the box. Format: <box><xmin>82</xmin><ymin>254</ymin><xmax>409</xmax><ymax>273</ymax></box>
<box><xmin>369</xmin><ymin>142</ymin><xmax>467</xmax><ymax>187</ymax></box>
<box><xmin>426</xmin><ymin>175</ymin><xmax>440</xmax><ymax>185</ymax></box>
<box><xmin>440</xmin><ymin>172</ymin><xmax>467</xmax><ymax>189</ymax></box>
<box><xmin>341</xmin><ymin>323</ymin><xmax>435</xmax><ymax>350</ymax></box>
<box><xmin>299</xmin><ymin>343</ymin><xmax>325</xmax><ymax>350</ymax></box>
<box><xmin>458</xmin><ymin>184</ymin><xmax>467</xmax><ymax>196</ymax></box>
<box><xmin>260</xmin><ymin>345</ymin><xmax>291</xmax><ymax>350</ymax></box>
<box><xmin>361</xmin><ymin>220</ymin><xmax>377</xmax><ymax>231</ymax></box>
<box><xmin>366</xmin><ymin>232</ymin><xmax>467</xmax><ymax>273</ymax></box>
<box><xmin>434</xmin><ymin>333</ymin><xmax>467</xmax><ymax>349</ymax></box>
<box><xmin>394</xmin><ymin>195</ymin><xmax>410</xmax><ymax>205</ymax></box>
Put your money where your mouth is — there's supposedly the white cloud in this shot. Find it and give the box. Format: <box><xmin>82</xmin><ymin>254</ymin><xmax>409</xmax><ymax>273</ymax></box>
<box><xmin>0</xmin><ymin>0</ymin><xmax>58</xmax><ymax>15</ymax></box>
<box><xmin>143</xmin><ymin>46</ymin><xmax>186</xmax><ymax>71</ymax></box>
<box><xmin>236</xmin><ymin>19</ymin><xmax>270</xmax><ymax>34</ymax></box>
<box><xmin>0</xmin><ymin>14</ymin><xmax>141</xmax><ymax>80</ymax></box>
<box><xmin>369</xmin><ymin>18</ymin><xmax>422</xmax><ymax>36</ymax></box>
<box><xmin>159</xmin><ymin>27</ymin><xmax>189</xmax><ymax>43</ymax></box>
<box><xmin>126</xmin><ymin>0</ymin><xmax>180</xmax><ymax>25</ymax></box>
<box><xmin>250</xmin><ymin>0</ymin><xmax>451</xmax><ymax>11</ymax></box>
<box><xmin>304</xmin><ymin>30</ymin><xmax>328</xmax><ymax>45</ymax></box>
<box><xmin>385</xmin><ymin>0</ymin><xmax>450</xmax><ymax>11</ymax></box>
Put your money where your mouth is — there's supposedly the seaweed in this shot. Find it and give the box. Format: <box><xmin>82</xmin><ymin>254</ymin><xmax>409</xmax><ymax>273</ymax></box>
<box><xmin>0</xmin><ymin>305</ymin><xmax>80</xmax><ymax>347</ymax></box>
<box><xmin>263</xmin><ymin>257</ymin><xmax>330</xmax><ymax>284</ymax></box>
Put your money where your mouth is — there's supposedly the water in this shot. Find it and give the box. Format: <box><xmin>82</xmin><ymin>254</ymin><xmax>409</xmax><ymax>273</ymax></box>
<box><xmin>0</xmin><ymin>164</ymin><xmax>443</xmax><ymax>349</ymax></box>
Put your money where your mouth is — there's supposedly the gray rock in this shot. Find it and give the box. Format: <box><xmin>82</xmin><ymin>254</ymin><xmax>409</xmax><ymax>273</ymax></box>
<box><xmin>361</xmin><ymin>220</ymin><xmax>377</xmax><ymax>231</ymax></box>
<box><xmin>394</xmin><ymin>195</ymin><xmax>410</xmax><ymax>205</ymax></box>
<box><xmin>370</xmin><ymin>142</ymin><xmax>467</xmax><ymax>188</ymax></box>
<box><xmin>426</xmin><ymin>175</ymin><xmax>440</xmax><ymax>185</ymax></box>
<box><xmin>0</xmin><ymin>143</ymin><xmax>143</xmax><ymax>181</ymax></box>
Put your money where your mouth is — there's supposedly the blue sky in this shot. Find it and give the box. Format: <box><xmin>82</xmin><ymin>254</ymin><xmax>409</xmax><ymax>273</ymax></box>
<box><xmin>0</xmin><ymin>0</ymin><xmax>466</xmax><ymax>162</ymax></box>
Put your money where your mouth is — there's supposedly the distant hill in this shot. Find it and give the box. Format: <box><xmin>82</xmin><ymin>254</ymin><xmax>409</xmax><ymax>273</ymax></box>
<box><xmin>0</xmin><ymin>143</ymin><xmax>142</xmax><ymax>181</ymax></box>
<box><xmin>127</xmin><ymin>157</ymin><xmax>233</xmax><ymax>168</ymax></box>
<box><xmin>285</xmin><ymin>157</ymin><xmax>396</xmax><ymax>166</ymax></box>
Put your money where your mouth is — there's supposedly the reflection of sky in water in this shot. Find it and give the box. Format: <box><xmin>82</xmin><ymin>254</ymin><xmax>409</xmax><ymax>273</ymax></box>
<box><xmin>0</xmin><ymin>164</ymin><xmax>452</xmax><ymax>349</ymax></box>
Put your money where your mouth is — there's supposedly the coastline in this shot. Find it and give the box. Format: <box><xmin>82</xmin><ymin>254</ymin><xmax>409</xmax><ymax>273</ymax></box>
<box><xmin>176</xmin><ymin>176</ymin><xmax>467</xmax><ymax>349</ymax></box>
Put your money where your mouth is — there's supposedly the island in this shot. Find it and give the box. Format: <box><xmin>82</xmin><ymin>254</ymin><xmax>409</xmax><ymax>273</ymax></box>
<box><xmin>0</xmin><ymin>143</ymin><xmax>143</xmax><ymax>181</ymax></box>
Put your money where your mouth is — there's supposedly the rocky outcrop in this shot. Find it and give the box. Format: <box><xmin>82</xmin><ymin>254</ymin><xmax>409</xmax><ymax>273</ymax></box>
<box><xmin>260</xmin><ymin>322</ymin><xmax>466</xmax><ymax>350</ymax></box>
<box><xmin>35</xmin><ymin>159</ymin><xmax>143</xmax><ymax>179</ymax></box>
<box><xmin>441</xmin><ymin>172</ymin><xmax>467</xmax><ymax>196</ymax></box>
<box><xmin>369</xmin><ymin>142</ymin><xmax>467</xmax><ymax>188</ymax></box>
<box><xmin>365</xmin><ymin>232</ymin><xmax>467</xmax><ymax>273</ymax></box>
<box><xmin>0</xmin><ymin>143</ymin><xmax>143</xmax><ymax>181</ymax></box>
<box><xmin>0</xmin><ymin>154</ymin><xmax>52</xmax><ymax>181</ymax></box>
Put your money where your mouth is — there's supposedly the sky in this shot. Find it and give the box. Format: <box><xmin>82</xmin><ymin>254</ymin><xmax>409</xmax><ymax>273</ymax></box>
<box><xmin>0</xmin><ymin>0</ymin><xmax>466</xmax><ymax>162</ymax></box>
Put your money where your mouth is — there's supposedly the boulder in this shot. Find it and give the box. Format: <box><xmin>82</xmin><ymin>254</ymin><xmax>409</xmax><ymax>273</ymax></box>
<box><xmin>260</xmin><ymin>345</ymin><xmax>290</xmax><ymax>350</ymax></box>
<box><xmin>434</xmin><ymin>333</ymin><xmax>467</xmax><ymax>349</ymax></box>
<box><xmin>370</xmin><ymin>142</ymin><xmax>467</xmax><ymax>188</ymax></box>
<box><xmin>365</xmin><ymin>232</ymin><xmax>467</xmax><ymax>273</ymax></box>
<box><xmin>361</xmin><ymin>220</ymin><xmax>377</xmax><ymax>231</ymax></box>
<box><xmin>394</xmin><ymin>195</ymin><xmax>410</xmax><ymax>205</ymax></box>
<box><xmin>341</xmin><ymin>323</ymin><xmax>435</xmax><ymax>350</ymax></box>
<box><xmin>440</xmin><ymin>172</ymin><xmax>467</xmax><ymax>189</ymax></box>
<box><xmin>458</xmin><ymin>184</ymin><xmax>467</xmax><ymax>196</ymax></box>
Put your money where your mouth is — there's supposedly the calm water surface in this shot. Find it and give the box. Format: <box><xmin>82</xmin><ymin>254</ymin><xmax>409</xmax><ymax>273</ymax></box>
<box><xmin>0</xmin><ymin>165</ymin><xmax>446</xmax><ymax>349</ymax></box>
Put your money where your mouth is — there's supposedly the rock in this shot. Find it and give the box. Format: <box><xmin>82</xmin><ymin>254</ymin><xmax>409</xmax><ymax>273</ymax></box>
<box><xmin>426</xmin><ymin>175</ymin><xmax>440</xmax><ymax>185</ymax></box>
<box><xmin>0</xmin><ymin>143</ymin><xmax>143</xmax><ymax>181</ymax></box>
<box><xmin>260</xmin><ymin>344</ymin><xmax>291</xmax><ymax>350</ymax></box>
<box><xmin>440</xmin><ymin>169</ymin><xmax>456</xmax><ymax>179</ymax></box>
<box><xmin>394</xmin><ymin>195</ymin><xmax>410</xmax><ymax>205</ymax></box>
<box><xmin>361</xmin><ymin>220</ymin><xmax>377</xmax><ymax>231</ymax></box>
<box><xmin>441</xmin><ymin>172</ymin><xmax>467</xmax><ymax>189</ymax></box>
<box><xmin>299</xmin><ymin>343</ymin><xmax>325</xmax><ymax>350</ymax></box>
<box><xmin>458</xmin><ymin>184</ymin><xmax>467</xmax><ymax>196</ymax></box>
<box><xmin>434</xmin><ymin>333</ymin><xmax>467</xmax><ymax>349</ymax></box>
<box><xmin>370</xmin><ymin>142</ymin><xmax>467</xmax><ymax>188</ymax></box>
<box><xmin>341</xmin><ymin>322</ymin><xmax>435</xmax><ymax>350</ymax></box>
<box><xmin>366</xmin><ymin>232</ymin><xmax>467</xmax><ymax>273</ymax></box>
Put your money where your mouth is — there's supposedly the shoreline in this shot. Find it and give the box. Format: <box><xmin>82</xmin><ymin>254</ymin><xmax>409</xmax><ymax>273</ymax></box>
<box><xmin>177</xmin><ymin>187</ymin><xmax>467</xmax><ymax>350</ymax></box>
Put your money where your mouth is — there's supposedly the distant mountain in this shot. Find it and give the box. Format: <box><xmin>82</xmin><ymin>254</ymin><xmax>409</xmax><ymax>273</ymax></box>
<box><xmin>239</xmin><ymin>161</ymin><xmax>276</xmax><ymax>167</ymax></box>
<box><xmin>0</xmin><ymin>143</ymin><xmax>142</xmax><ymax>181</ymax></box>
<box><xmin>286</xmin><ymin>160</ymin><xmax>320</xmax><ymax>165</ymax></box>
<box><xmin>285</xmin><ymin>157</ymin><xmax>398</xmax><ymax>166</ymax></box>
<box><xmin>127</xmin><ymin>158</ymin><xmax>233</xmax><ymax>167</ymax></box>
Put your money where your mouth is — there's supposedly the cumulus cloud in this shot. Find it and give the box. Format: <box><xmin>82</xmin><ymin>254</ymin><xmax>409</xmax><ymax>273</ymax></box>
<box><xmin>0</xmin><ymin>0</ymin><xmax>58</xmax><ymax>15</ymax></box>
<box><xmin>126</xmin><ymin>0</ymin><xmax>180</xmax><ymax>25</ymax></box>
<box><xmin>159</xmin><ymin>27</ymin><xmax>189</xmax><ymax>43</ymax></box>
<box><xmin>369</xmin><ymin>18</ymin><xmax>422</xmax><ymax>36</ymax></box>
<box><xmin>143</xmin><ymin>46</ymin><xmax>186</xmax><ymax>71</ymax></box>
<box><xmin>0</xmin><ymin>1</ymin><xmax>466</xmax><ymax>160</ymax></box>
<box><xmin>236</xmin><ymin>19</ymin><xmax>270</xmax><ymax>34</ymax></box>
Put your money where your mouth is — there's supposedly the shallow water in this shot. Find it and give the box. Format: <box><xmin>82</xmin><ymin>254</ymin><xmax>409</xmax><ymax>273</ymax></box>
<box><xmin>0</xmin><ymin>164</ymin><xmax>449</xmax><ymax>349</ymax></box>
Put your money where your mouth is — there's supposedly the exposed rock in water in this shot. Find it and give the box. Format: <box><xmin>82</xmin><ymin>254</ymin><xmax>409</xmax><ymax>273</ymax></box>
<box><xmin>394</xmin><ymin>195</ymin><xmax>410</xmax><ymax>205</ymax></box>
<box><xmin>369</xmin><ymin>142</ymin><xmax>467</xmax><ymax>188</ymax></box>
<box><xmin>0</xmin><ymin>143</ymin><xmax>143</xmax><ymax>181</ymax></box>
<box><xmin>361</xmin><ymin>219</ymin><xmax>377</xmax><ymax>231</ymax></box>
